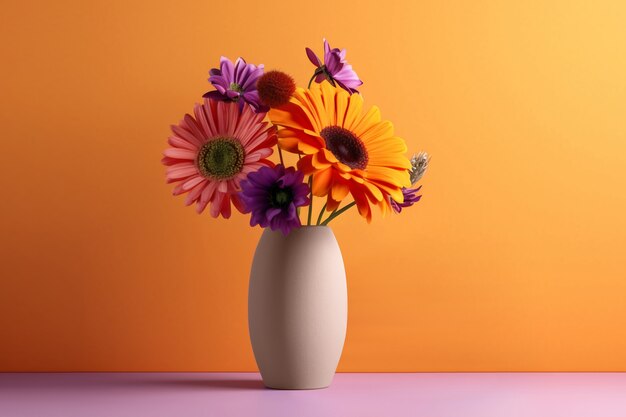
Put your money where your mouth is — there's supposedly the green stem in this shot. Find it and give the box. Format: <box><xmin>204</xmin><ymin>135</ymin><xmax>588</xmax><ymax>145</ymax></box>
<box><xmin>277</xmin><ymin>146</ymin><xmax>284</xmax><ymax>166</ymax></box>
<box><xmin>307</xmin><ymin>176</ymin><xmax>313</xmax><ymax>226</ymax></box>
<box><xmin>316</xmin><ymin>202</ymin><xmax>328</xmax><ymax>225</ymax></box>
<box><xmin>321</xmin><ymin>202</ymin><xmax>356</xmax><ymax>226</ymax></box>
<box><xmin>320</xmin><ymin>208</ymin><xmax>336</xmax><ymax>225</ymax></box>
<box><xmin>308</xmin><ymin>67</ymin><xmax>326</xmax><ymax>88</ymax></box>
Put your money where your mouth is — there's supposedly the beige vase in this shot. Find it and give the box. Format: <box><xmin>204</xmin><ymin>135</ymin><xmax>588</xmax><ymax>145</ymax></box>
<box><xmin>248</xmin><ymin>226</ymin><xmax>347</xmax><ymax>390</ymax></box>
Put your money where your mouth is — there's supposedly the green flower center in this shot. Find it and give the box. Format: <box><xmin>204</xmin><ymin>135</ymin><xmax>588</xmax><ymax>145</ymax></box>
<box><xmin>268</xmin><ymin>185</ymin><xmax>293</xmax><ymax>209</ymax></box>
<box><xmin>197</xmin><ymin>137</ymin><xmax>245</xmax><ymax>180</ymax></box>
<box><xmin>320</xmin><ymin>125</ymin><xmax>369</xmax><ymax>170</ymax></box>
<box><xmin>229</xmin><ymin>82</ymin><xmax>244</xmax><ymax>93</ymax></box>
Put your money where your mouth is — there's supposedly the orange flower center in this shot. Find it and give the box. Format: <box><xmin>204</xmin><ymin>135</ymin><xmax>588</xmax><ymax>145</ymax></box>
<box><xmin>320</xmin><ymin>126</ymin><xmax>369</xmax><ymax>170</ymax></box>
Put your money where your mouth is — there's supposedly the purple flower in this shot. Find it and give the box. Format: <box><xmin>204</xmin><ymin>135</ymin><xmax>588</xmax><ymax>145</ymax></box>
<box><xmin>306</xmin><ymin>38</ymin><xmax>363</xmax><ymax>94</ymax></box>
<box><xmin>391</xmin><ymin>186</ymin><xmax>422</xmax><ymax>214</ymax></box>
<box><xmin>240</xmin><ymin>165</ymin><xmax>310</xmax><ymax>235</ymax></box>
<box><xmin>203</xmin><ymin>56</ymin><xmax>268</xmax><ymax>113</ymax></box>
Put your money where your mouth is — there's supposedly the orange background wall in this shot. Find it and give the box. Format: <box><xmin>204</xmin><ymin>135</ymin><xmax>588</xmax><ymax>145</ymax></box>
<box><xmin>1</xmin><ymin>0</ymin><xmax>626</xmax><ymax>372</ymax></box>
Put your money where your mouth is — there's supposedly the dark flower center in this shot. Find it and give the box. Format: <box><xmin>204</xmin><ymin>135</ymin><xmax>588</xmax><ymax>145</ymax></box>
<box><xmin>197</xmin><ymin>137</ymin><xmax>245</xmax><ymax>180</ymax></box>
<box><xmin>320</xmin><ymin>126</ymin><xmax>369</xmax><ymax>170</ymax></box>
<box><xmin>268</xmin><ymin>185</ymin><xmax>293</xmax><ymax>209</ymax></box>
<box><xmin>229</xmin><ymin>82</ymin><xmax>243</xmax><ymax>93</ymax></box>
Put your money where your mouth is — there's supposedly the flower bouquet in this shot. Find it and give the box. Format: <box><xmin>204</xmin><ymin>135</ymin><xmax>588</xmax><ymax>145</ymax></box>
<box><xmin>162</xmin><ymin>39</ymin><xmax>428</xmax><ymax>389</ymax></box>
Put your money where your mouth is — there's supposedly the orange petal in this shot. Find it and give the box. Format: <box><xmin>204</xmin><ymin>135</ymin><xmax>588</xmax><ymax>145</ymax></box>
<box><xmin>367</xmin><ymin>166</ymin><xmax>411</xmax><ymax>187</ymax></box>
<box><xmin>362</xmin><ymin>180</ymin><xmax>384</xmax><ymax>202</ymax></box>
<box><xmin>278</xmin><ymin>137</ymin><xmax>300</xmax><ymax>153</ymax></box>
<box><xmin>277</xmin><ymin>128</ymin><xmax>324</xmax><ymax>154</ymax></box>
<box><xmin>350</xmin><ymin>187</ymin><xmax>372</xmax><ymax>223</ymax></box>
<box><xmin>297</xmin><ymin>155</ymin><xmax>317</xmax><ymax>175</ymax></box>
<box><xmin>320</xmin><ymin>147</ymin><xmax>338</xmax><ymax>164</ymax></box>
<box><xmin>304</xmin><ymin>87</ymin><xmax>330</xmax><ymax>129</ymax></box>
<box><xmin>335</xmin><ymin>88</ymin><xmax>349</xmax><ymax>126</ymax></box>
<box><xmin>367</xmin><ymin>135</ymin><xmax>409</xmax><ymax>156</ymax></box>
<box><xmin>352</xmin><ymin>105</ymin><xmax>381</xmax><ymax>137</ymax></box>
<box><xmin>269</xmin><ymin>101</ymin><xmax>314</xmax><ymax>131</ymax></box>
<box><xmin>368</xmin><ymin>152</ymin><xmax>412</xmax><ymax>170</ymax></box>
<box><xmin>312</xmin><ymin>152</ymin><xmax>332</xmax><ymax>169</ymax></box>
<box><xmin>359</xmin><ymin>120</ymin><xmax>394</xmax><ymax>144</ymax></box>
<box><xmin>320</xmin><ymin>82</ymin><xmax>339</xmax><ymax>123</ymax></box>
<box><xmin>344</xmin><ymin>93</ymin><xmax>364</xmax><ymax>131</ymax></box>
<box><xmin>368</xmin><ymin>178</ymin><xmax>405</xmax><ymax>203</ymax></box>
<box><xmin>312</xmin><ymin>168</ymin><xmax>333</xmax><ymax>197</ymax></box>
<box><xmin>331</xmin><ymin>178</ymin><xmax>350</xmax><ymax>202</ymax></box>
<box><xmin>326</xmin><ymin>197</ymin><xmax>342</xmax><ymax>212</ymax></box>
<box><xmin>375</xmin><ymin>197</ymin><xmax>391</xmax><ymax>218</ymax></box>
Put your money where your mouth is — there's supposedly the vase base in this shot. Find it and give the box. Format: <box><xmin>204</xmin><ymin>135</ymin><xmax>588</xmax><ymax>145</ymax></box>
<box><xmin>263</xmin><ymin>383</ymin><xmax>331</xmax><ymax>390</ymax></box>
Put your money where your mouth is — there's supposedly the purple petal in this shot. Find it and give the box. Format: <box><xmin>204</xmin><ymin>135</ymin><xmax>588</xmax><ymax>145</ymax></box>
<box><xmin>323</xmin><ymin>38</ymin><xmax>331</xmax><ymax>60</ymax></box>
<box><xmin>226</xmin><ymin>90</ymin><xmax>240</xmax><ymax>99</ymax></box>
<box><xmin>209</xmin><ymin>75</ymin><xmax>230</xmax><ymax>91</ymax></box>
<box><xmin>242</xmin><ymin>91</ymin><xmax>268</xmax><ymax>113</ymax></box>
<box><xmin>219</xmin><ymin>56</ymin><xmax>235</xmax><ymax>81</ymax></box>
<box><xmin>212</xmin><ymin>82</ymin><xmax>228</xmax><ymax>95</ymax></box>
<box><xmin>233</xmin><ymin>58</ymin><xmax>248</xmax><ymax>85</ymax></box>
<box><xmin>203</xmin><ymin>90</ymin><xmax>228</xmax><ymax>101</ymax></box>
<box><xmin>265</xmin><ymin>207</ymin><xmax>282</xmax><ymax>221</ymax></box>
<box><xmin>313</xmin><ymin>73</ymin><xmax>325</xmax><ymax>84</ymax></box>
<box><xmin>325</xmin><ymin>52</ymin><xmax>343</xmax><ymax>75</ymax></box>
<box><xmin>286</xmin><ymin>203</ymin><xmax>297</xmax><ymax>220</ymax></box>
<box><xmin>306</xmin><ymin>47</ymin><xmax>322</xmax><ymax>67</ymax></box>
<box><xmin>241</xmin><ymin>66</ymin><xmax>264</xmax><ymax>90</ymax></box>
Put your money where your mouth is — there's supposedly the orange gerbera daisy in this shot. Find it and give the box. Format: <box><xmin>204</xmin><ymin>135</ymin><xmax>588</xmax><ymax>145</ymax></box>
<box><xmin>268</xmin><ymin>82</ymin><xmax>411</xmax><ymax>222</ymax></box>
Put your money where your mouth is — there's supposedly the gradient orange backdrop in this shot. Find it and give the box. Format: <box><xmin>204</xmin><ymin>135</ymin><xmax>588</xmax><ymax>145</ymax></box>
<box><xmin>1</xmin><ymin>0</ymin><xmax>626</xmax><ymax>372</ymax></box>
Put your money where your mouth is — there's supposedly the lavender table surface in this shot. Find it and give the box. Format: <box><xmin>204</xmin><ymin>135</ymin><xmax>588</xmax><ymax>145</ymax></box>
<box><xmin>1</xmin><ymin>372</ymin><xmax>626</xmax><ymax>417</ymax></box>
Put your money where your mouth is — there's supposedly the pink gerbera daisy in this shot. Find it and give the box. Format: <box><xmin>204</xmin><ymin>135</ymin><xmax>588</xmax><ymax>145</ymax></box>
<box><xmin>162</xmin><ymin>99</ymin><xmax>276</xmax><ymax>218</ymax></box>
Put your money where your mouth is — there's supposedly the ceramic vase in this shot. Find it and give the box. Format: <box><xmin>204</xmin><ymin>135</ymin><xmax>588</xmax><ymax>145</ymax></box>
<box><xmin>248</xmin><ymin>226</ymin><xmax>347</xmax><ymax>390</ymax></box>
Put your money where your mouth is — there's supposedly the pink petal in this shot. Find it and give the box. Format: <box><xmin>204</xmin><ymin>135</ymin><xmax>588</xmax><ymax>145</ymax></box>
<box><xmin>231</xmin><ymin>193</ymin><xmax>247</xmax><ymax>213</ymax></box>
<box><xmin>209</xmin><ymin>192</ymin><xmax>224</xmax><ymax>217</ymax></box>
<box><xmin>241</xmin><ymin>161</ymin><xmax>265</xmax><ymax>175</ymax></box>
<box><xmin>182</xmin><ymin>114</ymin><xmax>207</xmax><ymax>142</ymax></box>
<box><xmin>245</xmin><ymin>147</ymin><xmax>272</xmax><ymax>163</ymax></box>
<box><xmin>245</xmin><ymin>129</ymin><xmax>276</xmax><ymax>153</ymax></box>
<box><xmin>199</xmin><ymin>180</ymin><xmax>217</xmax><ymax>206</ymax></box>
<box><xmin>185</xmin><ymin>180</ymin><xmax>206</xmax><ymax>205</ymax></box>
<box><xmin>203</xmin><ymin>98</ymin><xmax>219</xmax><ymax>136</ymax></box>
<box><xmin>216</xmin><ymin>101</ymin><xmax>228</xmax><ymax>136</ymax></box>
<box><xmin>194</xmin><ymin>103</ymin><xmax>212</xmax><ymax>139</ymax></box>
<box><xmin>196</xmin><ymin>197</ymin><xmax>209</xmax><ymax>214</ymax></box>
<box><xmin>182</xmin><ymin>175</ymin><xmax>205</xmax><ymax>191</ymax></box>
<box><xmin>166</xmin><ymin>164</ymin><xmax>198</xmax><ymax>181</ymax></box>
<box><xmin>163</xmin><ymin>148</ymin><xmax>197</xmax><ymax>160</ymax></box>
<box><xmin>168</xmin><ymin>135</ymin><xmax>198</xmax><ymax>151</ymax></box>
<box><xmin>220</xmin><ymin>195</ymin><xmax>232</xmax><ymax>219</ymax></box>
<box><xmin>172</xmin><ymin>182</ymin><xmax>185</xmax><ymax>196</ymax></box>
<box><xmin>171</xmin><ymin>124</ymin><xmax>202</xmax><ymax>148</ymax></box>
<box><xmin>226</xmin><ymin>102</ymin><xmax>239</xmax><ymax>136</ymax></box>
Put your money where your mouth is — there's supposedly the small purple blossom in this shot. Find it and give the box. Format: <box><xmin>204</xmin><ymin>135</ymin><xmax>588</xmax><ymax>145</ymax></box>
<box><xmin>203</xmin><ymin>56</ymin><xmax>268</xmax><ymax>113</ymax></box>
<box><xmin>305</xmin><ymin>38</ymin><xmax>363</xmax><ymax>94</ymax></box>
<box><xmin>240</xmin><ymin>165</ymin><xmax>310</xmax><ymax>235</ymax></box>
<box><xmin>391</xmin><ymin>186</ymin><xmax>422</xmax><ymax>214</ymax></box>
